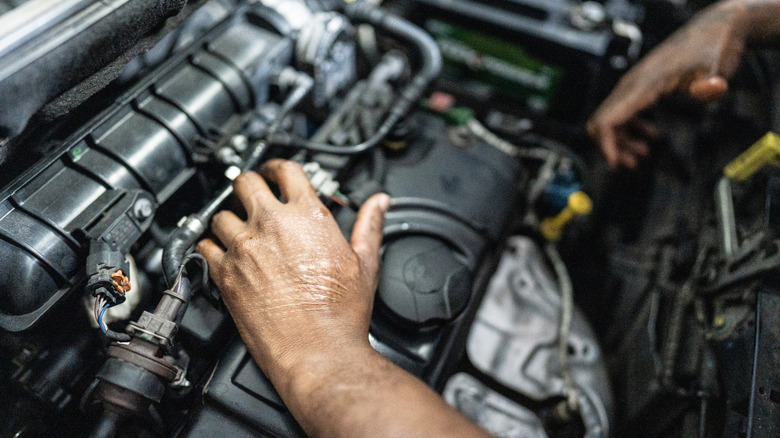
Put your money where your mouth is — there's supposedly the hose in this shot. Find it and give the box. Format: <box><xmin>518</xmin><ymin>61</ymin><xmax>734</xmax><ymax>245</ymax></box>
<box><xmin>90</xmin><ymin>409</ymin><xmax>122</xmax><ymax>438</ymax></box>
<box><xmin>162</xmin><ymin>218</ymin><xmax>207</xmax><ymax>288</ymax></box>
<box><xmin>370</xmin><ymin>147</ymin><xmax>387</xmax><ymax>182</ymax></box>
<box><xmin>269</xmin><ymin>2</ymin><xmax>441</xmax><ymax>155</ymax></box>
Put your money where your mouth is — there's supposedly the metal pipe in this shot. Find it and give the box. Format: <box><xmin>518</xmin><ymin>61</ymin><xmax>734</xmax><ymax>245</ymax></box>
<box><xmin>715</xmin><ymin>177</ymin><xmax>739</xmax><ymax>257</ymax></box>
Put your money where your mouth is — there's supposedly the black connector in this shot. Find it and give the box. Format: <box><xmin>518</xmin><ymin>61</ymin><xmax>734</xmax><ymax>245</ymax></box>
<box><xmin>86</xmin><ymin>240</ymin><xmax>129</xmax><ymax>307</ymax></box>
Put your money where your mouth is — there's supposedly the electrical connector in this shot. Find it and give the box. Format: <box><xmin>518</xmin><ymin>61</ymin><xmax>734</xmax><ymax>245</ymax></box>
<box><xmin>303</xmin><ymin>162</ymin><xmax>340</xmax><ymax>197</ymax></box>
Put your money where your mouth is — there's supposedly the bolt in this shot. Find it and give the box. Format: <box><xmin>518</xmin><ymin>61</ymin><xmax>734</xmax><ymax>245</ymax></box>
<box><xmin>570</xmin><ymin>1</ymin><xmax>607</xmax><ymax>32</ymax></box>
<box><xmin>134</xmin><ymin>198</ymin><xmax>154</xmax><ymax>221</ymax></box>
<box><xmin>231</xmin><ymin>135</ymin><xmax>248</xmax><ymax>153</ymax></box>
<box><xmin>217</xmin><ymin>147</ymin><xmax>242</xmax><ymax>166</ymax></box>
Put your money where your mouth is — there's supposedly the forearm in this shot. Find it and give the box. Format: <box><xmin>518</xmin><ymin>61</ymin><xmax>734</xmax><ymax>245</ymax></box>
<box><xmin>275</xmin><ymin>346</ymin><xmax>491</xmax><ymax>438</ymax></box>
<box><xmin>721</xmin><ymin>0</ymin><xmax>780</xmax><ymax>45</ymax></box>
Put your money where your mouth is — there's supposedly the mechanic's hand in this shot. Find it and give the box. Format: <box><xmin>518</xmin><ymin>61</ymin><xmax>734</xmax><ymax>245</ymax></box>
<box><xmin>196</xmin><ymin>159</ymin><xmax>390</xmax><ymax>383</ymax></box>
<box><xmin>587</xmin><ymin>1</ymin><xmax>748</xmax><ymax>169</ymax></box>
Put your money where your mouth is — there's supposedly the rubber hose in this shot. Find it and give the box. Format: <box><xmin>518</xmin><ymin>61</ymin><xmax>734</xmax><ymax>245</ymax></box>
<box><xmin>162</xmin><ymin>221</ymin><xmax>203</xmax><ymax>289</ymax></box>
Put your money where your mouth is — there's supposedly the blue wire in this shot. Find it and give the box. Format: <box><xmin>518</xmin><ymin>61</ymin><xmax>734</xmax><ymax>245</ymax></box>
<box><xmin>98</xmin><ymin>305</ymin><xmax>109</xmax><ymax>334</ymax></box>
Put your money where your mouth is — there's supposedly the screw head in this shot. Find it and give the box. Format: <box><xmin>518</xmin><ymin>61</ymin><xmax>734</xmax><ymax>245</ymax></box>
<box><xmin>134</xmin><ymin>198</ymin><xmax>154</xmax><ymax>220</ymax></box>
<box><xmin>231</xmin><ymin>135</ymin><xmax>248</xmax><ymax>152</ymax></box>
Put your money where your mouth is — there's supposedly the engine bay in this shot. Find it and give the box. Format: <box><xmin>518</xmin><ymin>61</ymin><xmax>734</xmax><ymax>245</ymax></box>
<box><xmin>0</xmin><ymin>0</ymin><xmax>778</xmax><ymax>437</ymax></box>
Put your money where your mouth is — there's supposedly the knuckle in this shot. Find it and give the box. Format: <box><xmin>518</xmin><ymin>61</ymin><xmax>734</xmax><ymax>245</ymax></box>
<box><xmin>265</xmin><ymin>209</ymin><xmax>283</xmax><ymax>224</ymax></box>
<box><xmin>212</xmin><ymin>211</ymin><xmax>228</xmax><ymax>225</ymax></box>
<box><xmin>282</xmin><ymin>160</ymin><xmax>301</xmax><ymax>170</ymax></box>
<box><xmin>231</xmin><ymin>231</ymin><xmax>256</xmax><ymax>251</ymax></box>
<box><xmin>195</xmin><ymin>240</ymin><xmax>209</xmax><ymax>254</ymax></box>
<box><xmin>281</xmin><ymin>160</ymin><xmax>303</xmax><ymax>175</ymax></box>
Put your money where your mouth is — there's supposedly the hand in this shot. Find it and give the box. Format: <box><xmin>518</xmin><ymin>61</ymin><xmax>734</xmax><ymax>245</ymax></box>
<box><xmin>587</xmin><ymin>1</ymin><xmax>749</xmax><ymax>169</ymax></box>
<box><xmin>196</xmin><ymin>159</ymin><xmax>390</xmax><ymax>385</ymax></box>
<box><xmin>198</xmin><ymin>161</ymin><xmax>490</xmax><ymax>438</ymax></box>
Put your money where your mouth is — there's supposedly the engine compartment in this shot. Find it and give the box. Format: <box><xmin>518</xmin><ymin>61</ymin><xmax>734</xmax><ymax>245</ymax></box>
<box><xmin>0</xmin><ymin>0</ymin><xmax>778</xmax><ymax>437</ymax></box>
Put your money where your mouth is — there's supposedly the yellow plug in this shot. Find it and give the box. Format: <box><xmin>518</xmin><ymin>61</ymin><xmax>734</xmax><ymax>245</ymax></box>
<box><xmin>724</xmin><ymin>132</ymin><xmax>780</xmax><ymax>181</ymax></box>
<box><xmin>540</xmin><ymin>191</ymin><xmax>593</xmax><ymax>241</ymax></box>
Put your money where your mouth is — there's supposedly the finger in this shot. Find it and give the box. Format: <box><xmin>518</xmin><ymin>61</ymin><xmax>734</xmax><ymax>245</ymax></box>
<box><xmin>260</xmin><ymin>159</ymin><xmax>317</xmax><ymax>203</ymax></box>
<box><xmin>196</xmin><ymin>238</ymin><xmax>225</xmax><ymax>279</ymax></box>
<box><xmin>587</xmin><ymin>117</ymin><xmax>620</xmax><ymax>168</ymax></box>
<box><xmin>211</xmin><ymin>210</ymin><xmax>246</xmax><ymax>248</ymax></box>
<box><xmin>351</xmin><ymin>193</ymin><xmax>390</xmax><ymax>277</ymax></box>
<box><xmin>689</xmin><ymin>76</ymin><xmax>728</xmax><ymax>102</ymax></box>
<box><xmin>621</xmin><ymin>137</ymin><xmax>650</xmax><ymax>157</ymax></box>
<box><xmin>597</xmin><ymin>124</ymin><xmax>621</xmax><ymax>169</ymax></box>
<box><xmin>627</xmin><ymin>118</ymin><xmax>660</xmax><ymax>140</ymax></box>
<box><xmin>234</xmin><ymin>171</ymin><xmax>278</xmax><ymax>217</ymax></box>
<box><xmin>618</xmin><ymin>150</ymin><xmax>638</xmax><ymax>169</ymax></box>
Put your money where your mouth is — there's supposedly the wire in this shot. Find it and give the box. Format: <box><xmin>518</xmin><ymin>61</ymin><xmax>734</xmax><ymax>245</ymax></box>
<box><xmin>98</xmin><ymin>304</ymin><xmax>109</xmax><ymax>335</ymax></box>
<box><xmin>93</xmin><ymin>294</ymin><xmax>100</xmax><ymax>323</ymax></box>
<box><xmin>330</xmin><ymin>194</ymin><xmax>350</xmax><ymax>208</ymax></box>
<box><xmin>467</xmin><ymin>118</ymin><xmax>553</xmax><ymax>160</ymax></box>
<box><xmin>545</xmin><ymin>243</ymin><xmax>578</xmax><ymax>413</ymax></box>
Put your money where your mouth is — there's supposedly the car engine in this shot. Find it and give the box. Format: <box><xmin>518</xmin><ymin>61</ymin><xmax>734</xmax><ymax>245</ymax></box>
<box><xmin>0</xmin><ymin>0</ymin><xmax>778</xmax><ymax>437</ymax></box>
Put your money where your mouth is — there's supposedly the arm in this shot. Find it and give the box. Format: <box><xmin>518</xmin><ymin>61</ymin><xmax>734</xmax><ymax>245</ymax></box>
<box><xmin>196</xmin><ymin>160</ymin><xmax>490</xmax><ymax>438</ymax></box>
<box><xmin>587</xmin><ymin>0</ymin><xmax>780</xmax><ymax>169</ymax></box>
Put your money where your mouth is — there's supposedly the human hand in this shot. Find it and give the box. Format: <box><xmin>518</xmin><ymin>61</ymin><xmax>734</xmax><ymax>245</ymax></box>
<box><xmin>587</xmin><ymin>1</ymin><xmax>749</xmax><ymax>169</ymax></box>
<box><xmin>196</xmin><ymin>159</ymin><xmax>390</xmax><ymax>385</ymax></box>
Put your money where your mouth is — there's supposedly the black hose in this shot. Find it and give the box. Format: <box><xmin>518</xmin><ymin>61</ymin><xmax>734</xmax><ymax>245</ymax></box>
<box><xmin>162</xmin><ymin>220</ymin><xmax>205</xmax><ymax>288</ymax></box>
<box><xmin>90</xmin><ymin>409</ymin><xmax>122</xmax><ymax>438</ymax></box>
<box><xmin>269</xmin><ymin>3</ymin><xmax>441</xmax><ymax>155</ymax></box>
<box><xmin>370</xmin><ymin>147</ymin><xmax>387</xmax><ymax>183</ymax></box>
<box><xmin>104</xmin><ymin>329</ymin><xmax>131</xmax><ymax>343</ymax></box>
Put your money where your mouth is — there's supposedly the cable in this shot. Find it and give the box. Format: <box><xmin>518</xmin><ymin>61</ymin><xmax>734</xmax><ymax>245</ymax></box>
<box><xmin>545</xmin><ymin>243</ymin><xmax>578</xmax><ymax>413</ymax></box>
<box><xmin>467</xmin><ymin>118</ymin><xmax>553</xmax><ymax>160</ymax></box>
<box><xmin>93</xmin><ymin>293</ymin><xmax>131</xmax><ymax>342</ymax></box>
<box><xmin>171</xmin><ymin>253</ymin><xmax>209</xmax><ymax>293</ymax></box>
<box><xmin>330</xmin><ymin>194</ymin><xmax>350</xmax><ymax>208</ymax></box>
<box><xmin>269</xmin><ymin>3</ymin><xmax>441</xmax><ymax>155</ymax></box>
<box><xmin>98</xmin><ymin>304</ymin><xmax>109</xmax><ymax>335</ymax></box>
<box><xmin>370</xmin><ymin>146</ymin><xmax>387</xmax><ymax>183</ymax></box>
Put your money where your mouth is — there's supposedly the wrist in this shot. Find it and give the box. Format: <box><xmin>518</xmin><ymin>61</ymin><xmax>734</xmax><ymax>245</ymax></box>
<box><xmin>270</xmin><ymin>337</ymin><xmax>378</xmax><ymax>401</ymax></box>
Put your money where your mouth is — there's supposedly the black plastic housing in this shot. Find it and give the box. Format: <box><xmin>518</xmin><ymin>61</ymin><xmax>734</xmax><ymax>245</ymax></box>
<box><xmin>406</xmin><ymin>0</ymin><xmax>643</xmax><ymax>122</ymax></box>
<box><xmin>0</xmin><ymin>8</ymin><xmax>292</xmax><ymax>332</ymax></box>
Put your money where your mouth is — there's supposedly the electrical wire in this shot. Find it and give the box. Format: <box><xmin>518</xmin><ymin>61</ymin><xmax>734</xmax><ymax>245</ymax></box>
<box><xmin>92</xmin><ymin>292</ymin><xmax>131</xmax><ymax>342</ymax></box>
<box><xmin>467</xmin><ymin>118</ymin><xmax>553</xmax><ymax>160</ymax></box>
<box><xmin>98</xmin><ymin>304</ymin><xmax>109</xmax><ymax>335</ymax></box>
<box><xmin>330</xmin><ymin>194</ymin><xmax>350</xmax><ymax>208</ymax></box>
<box><xmin>545</xmin><ymin>243</ymin><xmax>578</xmax><ymax>413</ymax></box>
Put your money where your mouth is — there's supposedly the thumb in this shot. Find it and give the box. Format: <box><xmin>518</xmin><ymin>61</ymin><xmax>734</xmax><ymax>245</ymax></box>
<box><xmin>351</xmin><ymin>193</ymin><xmax>390</xmax><ymax>276</ymax></box>
<box><xmin>689</xmin><ymin>75</ymin><xmax>728</xmax><ymax>102</ymax></box>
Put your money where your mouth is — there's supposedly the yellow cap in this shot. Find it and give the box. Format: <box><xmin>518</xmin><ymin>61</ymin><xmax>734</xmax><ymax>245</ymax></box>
<box><xmin>540</xmin><ymin>191</ymin><xmax>593</xmax><ymax>241</ymax></box>
<box><xmin>568</xmin><ymin>191</ymin><xmax>593</xmax><ymax>215</ymax></box>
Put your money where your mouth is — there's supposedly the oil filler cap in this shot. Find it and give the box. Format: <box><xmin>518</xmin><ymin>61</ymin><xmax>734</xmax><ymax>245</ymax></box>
<box><xmin>378</xmin><ymin>236</ymin><xmax>472</xmax><ymax>325</ymax></box>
